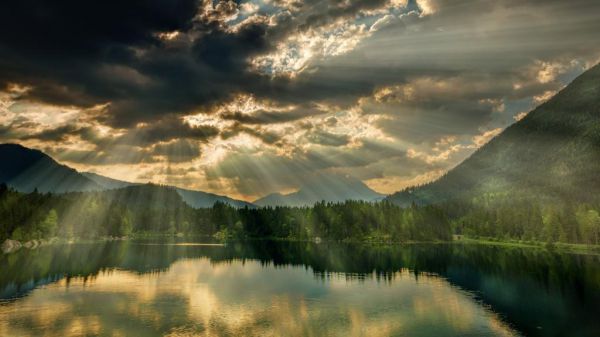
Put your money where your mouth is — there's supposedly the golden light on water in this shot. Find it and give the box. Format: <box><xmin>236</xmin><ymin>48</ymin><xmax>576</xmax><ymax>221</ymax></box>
<box><xmin>0</xmin><ymin>259</ymin><xmax>520</xmax><ymax>337</ymax></box>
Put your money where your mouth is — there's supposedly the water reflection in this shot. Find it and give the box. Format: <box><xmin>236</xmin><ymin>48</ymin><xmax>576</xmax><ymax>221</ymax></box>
<box><xmin>0</xmin><ymin>240</ymin><xmax>599</xmax><ymax>337</ymax></box>
<box><xmin>2</xmin><ymin>261</ymin><xmax>517</xmax><ymax>336</ymax></box>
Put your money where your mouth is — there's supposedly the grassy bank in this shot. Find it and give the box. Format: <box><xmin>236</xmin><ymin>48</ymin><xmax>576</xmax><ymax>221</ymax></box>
<box><xmin>453</xmin><ymin>235</ymin><xmax>600</xmax><ymax>254</ymax></box>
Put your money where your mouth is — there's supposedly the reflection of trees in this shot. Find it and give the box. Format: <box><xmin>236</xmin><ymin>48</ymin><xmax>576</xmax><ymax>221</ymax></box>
<box><xmin>1</xmin><ymin>241</ymin><xmax>599</xmax><ymax>336</ymax></box>
<box><xmin>1</xmin><ymin>262</ymin><xmax>517</xmax><ymax>337</ymax></box>
<box><xmin>2</xmin><ymin>242</ymin><xmax>600</xmax><ymax>298</ymax></box>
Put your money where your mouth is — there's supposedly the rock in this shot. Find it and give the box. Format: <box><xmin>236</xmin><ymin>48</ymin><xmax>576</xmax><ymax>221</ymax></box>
<box><xmin>1</xmin><ymin>239</ymin><xmax>22</xmax><ymax>253</ymax></box>
<box><xmin>23</xmin><ymin>239</ymin><xmax>43</xmax><ymax>249</ymax></box>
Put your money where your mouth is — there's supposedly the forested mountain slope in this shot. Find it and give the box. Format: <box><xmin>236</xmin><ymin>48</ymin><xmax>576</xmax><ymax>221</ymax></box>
<box><xmin>84</xmin><ymin>171</ymin><xmax>254</xmax><ymax>208</ymax></box>
<box><xmin>0</xmin><ymin>144</ymin><xmax>253</xmax><ymax>208</ymax></box>
<box><xmin>388</xmin><ymin>63</ymin><xmax>600</xmax><ymax>206</ymax></box>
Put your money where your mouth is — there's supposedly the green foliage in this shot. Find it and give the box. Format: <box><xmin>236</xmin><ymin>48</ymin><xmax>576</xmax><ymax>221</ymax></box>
<box><xmin>38</xmin><ymin>209</ymin><xmax>58</xmax><ymax>238</ymax></box>
<box><xmin>575</xmin><ymin>207</ymin><xmax>600</xmax><ymax>245</ymax></box>
<box><xmin>2</xmin><ymin>182</ymin><xmax>599</xmax><ymax>245</ymax></box>
<box><xmin>0</xmin><ymin>185</ymin><xmax>452</xmax><ymax>243</ymax></box>
<box><xmin>389</xmin><ymin>64</ymin><xmax>600</xmax><ymax>211</ymax></box>
<box><xmin>446</xmin><ymin>194</ymin><xmax>600</xmax><ymax>245</ymax></box>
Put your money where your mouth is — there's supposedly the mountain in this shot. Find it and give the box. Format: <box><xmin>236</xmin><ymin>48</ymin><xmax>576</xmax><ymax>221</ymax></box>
<box><xmin>83</xmin><ymin>171</ymin><xmax>254</xmax><ymax>208</ymax></box>
<box><xmin>0</xmin><ymin>143</ymin><xmax>253</xmax><ymax>208</ymax></box>
<box><xmin>173</xmin><ymin>188</ymin><xmax>254</xmax><ymax>208</ymax></box>
<box><xmin>254</xmin><ymin>174</ymin><xmax>385</xmax><ymax>207</ymax></box>
<box><xmin>0</xmin><ymin>143</ymin><xmax>102</xmax><ymax>193</ymax></box>
<box><xmin>388</xmin><ymin>63</ymin><xmax>600</xmax><ymax>206</ymax></box>
<box><xmin>100</xmin><ymin>183</ymin><xmax>187</xmax><ymax>212</ymax></box>
<box><xmin>82</xmin><ymin>172</ymin><xmax>134</xmax><ymax>189</ymax></box>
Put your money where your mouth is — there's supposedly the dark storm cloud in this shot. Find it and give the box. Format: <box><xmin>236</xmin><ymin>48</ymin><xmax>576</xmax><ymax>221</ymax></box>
<box><xmin>10</xmin><ymin>116</ymin><xmax>219</xmax><ymax>149</ymax></box>
<box><xmin>21</xmin><ymin>124</ymin><xmax>83</xmax><ymax>142</ymax></box>
<box><xmin>0</xmin><ymin>0</ymin><xmax>199</xmax><ymax>107</ymax></box>
<box><xmin>1</xmin><ymin>0</ymin><xmax>600</xmax><ymax>130</ymax></box>
<box><xmin>0</xmin><ymin>0</ymin><xmax>265</xmax><ymax>126</ymax></box>
<box><xmin>115</xmin><ymin>118</ymin><xmax>220</xmax><ymax>146</ymax></box>
<box><xmin>0</xmin><ymin>0</ymin><xmax>407</xmax><ymax>128</ymax></box>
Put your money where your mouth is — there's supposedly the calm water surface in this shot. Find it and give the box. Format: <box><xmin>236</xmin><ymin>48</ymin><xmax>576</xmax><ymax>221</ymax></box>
<box><xmin>0</xmin><ymin>240</ymin><xmax>599</xmax><ymax>337</ymax></box>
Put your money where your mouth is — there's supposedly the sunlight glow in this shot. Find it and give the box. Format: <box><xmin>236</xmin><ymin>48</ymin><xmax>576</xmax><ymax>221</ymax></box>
<box><xmin>0</xmin><ymin>260</ymin><xmax>520</xmax><ymax>337</ymax></box>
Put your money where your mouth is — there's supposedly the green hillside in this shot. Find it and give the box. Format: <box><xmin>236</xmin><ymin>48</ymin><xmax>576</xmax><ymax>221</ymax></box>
<box><xmin>388</xmin><ymin>63</ymin><xmax>600</xmax><ymax>206</ymax></box>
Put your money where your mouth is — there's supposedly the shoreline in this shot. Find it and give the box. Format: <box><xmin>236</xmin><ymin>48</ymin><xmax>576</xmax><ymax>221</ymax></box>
<box><xmin>453</xmin><ymin>235</ymin><xmax>600</xmax><ymax>254</ymax></box>
<box><xmin>1</xmin><ymin>236</ymin><xmax>128</xmax><ymax>254</ymax></box>
<box><xmin>4</xmin><ymin>234</ymin><xmax>600</xmax><ymax>255</ymax></box>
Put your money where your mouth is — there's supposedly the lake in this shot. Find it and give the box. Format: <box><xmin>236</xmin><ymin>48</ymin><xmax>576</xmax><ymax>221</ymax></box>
<box><xmin>0</xmin><ymin>240</ymin><xmax>599</xmax><ymax>337</ymax></box>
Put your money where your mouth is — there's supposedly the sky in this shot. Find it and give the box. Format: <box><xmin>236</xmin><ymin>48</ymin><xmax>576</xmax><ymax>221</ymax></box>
<box><xmin>1</xmin><ymin>0</ymin><xmax>600</xmax><ymax>201</ymax></box>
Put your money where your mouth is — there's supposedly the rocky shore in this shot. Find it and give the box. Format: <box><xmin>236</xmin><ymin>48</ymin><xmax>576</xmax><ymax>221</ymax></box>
<box><xmin>1</xmin><ymin>236</ymin><xmax>129</xmax><ymax>254</ymax></box>
<box><xmin>1</xmin><ymin>238</ymin><xmax>56</xmax><ymax>254</ymax></box>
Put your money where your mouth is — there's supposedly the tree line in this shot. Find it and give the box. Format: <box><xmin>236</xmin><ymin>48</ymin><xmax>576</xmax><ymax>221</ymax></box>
<box><xmin>0</xmin><ymin>183</ymin><xmax>451</xmax><ymax>243</ymax></box>
<box><xmin>446</xmin><ymin>194</ymin><xmax>600</xmax><ymax>245</ymax></box>
<box><xmin>1</xmin><ymin>183</ymin><xmax>599</xmax><ymax>245</ymax></box>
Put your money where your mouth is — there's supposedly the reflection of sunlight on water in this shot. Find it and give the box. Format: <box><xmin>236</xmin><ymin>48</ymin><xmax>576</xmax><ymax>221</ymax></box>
<box><xmin>0</xmin><ymin>259</ymin><xmax>521</xmax><ymax>337</ymax></box>
<box><xmin>133</xmin><ymin>243</ymin><xmax>226</xmax><ymax>246</ymax></box>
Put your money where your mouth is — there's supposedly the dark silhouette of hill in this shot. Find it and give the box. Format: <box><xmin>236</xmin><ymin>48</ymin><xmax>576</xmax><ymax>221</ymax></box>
<box><xmin>83</xmin><ymin>172</ymin><xmax>254</xmax><ymax>208</ymax></box>
<box><xmin>0</xmin><ymin>143</ymin><xmax>253</xmax><ymax>208</ymax></box>
<box><xmin>0</xmin><ymin>143</ymin><xmax>101</xmax><ymax>193</ymax></box>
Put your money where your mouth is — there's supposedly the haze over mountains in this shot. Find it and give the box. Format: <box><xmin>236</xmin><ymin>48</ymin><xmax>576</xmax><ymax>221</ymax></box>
<box><xmin>0</xmin><ymin>144</ymin><xmax>252</xmax><ymax>208</ymax></box>
<box><xmin>254</xmin><ymin>174</ymin><xmax>384</xmax><ymax>207</ymax></box>
<box><xmin>0</xmin><ymin>144</ymin><xmax>383</xmax><ymax>208</ymax></box>
<box><xmin>82</xmin><ymin>171</ymin><xmax>253</xmax><ymax>208</ymax></box>
<box><xmin>388</xmin><ymin>63</ymin><xmax>600</xmax><ymax>206</ymax></box>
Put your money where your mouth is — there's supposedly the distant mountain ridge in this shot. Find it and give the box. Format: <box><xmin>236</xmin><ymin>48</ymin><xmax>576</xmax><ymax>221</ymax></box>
<box><xmin>82</xmin><ymin>172</ymin><xmax>134</xmax><ymax>190</ymax></box>
<box><xmin>174</xmin><ymin>187</ymin><xmax>253</xmax><ymax>208</ymax></box>
<box><xmin>387</xmin><ymin>63</ymin><xmax>600</xmax><ymax>206</ymax></box>
<box><xmin>0</xmin><ymin>143</ymin><xmax>382</xmax><ymax>209</ymax></box>
<box><xmin>0</xmin><ymin>143</ymin><xmax>102</xmax><ymax>193</ymax></box>
<box><xmin>254</xmin><ymin>174</ymin><xmax>385</xmax><ymax>207</ymax></box>
<box><xmin>83</xmin><ymin>172</ymin><xmax>253</xmax><ymax>208</ymax></box>
<box><xmin>0</xmin><ymin>143</ymin><xmax>253</xmax><ymax>208</ymax></box>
